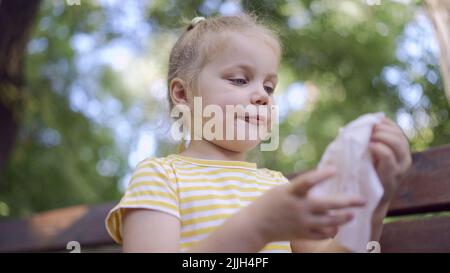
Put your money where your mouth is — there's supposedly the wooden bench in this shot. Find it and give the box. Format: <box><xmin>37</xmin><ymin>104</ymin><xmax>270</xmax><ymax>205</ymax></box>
<box><xmin>1</xmin><ymin>144</ymin><xmax>450</xmax><ymax>252</ymax></box>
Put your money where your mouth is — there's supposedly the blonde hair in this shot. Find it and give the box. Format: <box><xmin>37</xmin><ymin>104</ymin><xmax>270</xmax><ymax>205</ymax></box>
<box><xmin>167</xmin><ymin>12</ymin><xmax>282</xmax><ymax>152</ymax></box>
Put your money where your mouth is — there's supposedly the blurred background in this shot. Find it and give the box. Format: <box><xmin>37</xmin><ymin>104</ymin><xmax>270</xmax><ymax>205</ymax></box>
<box><xmin>0</xmin><ymin>0</ymin><xmax>449</xmax><ymax>220</ymax></box>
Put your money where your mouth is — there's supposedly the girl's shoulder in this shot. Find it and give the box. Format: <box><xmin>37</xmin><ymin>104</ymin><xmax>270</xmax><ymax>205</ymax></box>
<box><xmin>256</xmin><ymin>167</ymin><xmax>290</xmax><ymax>184</ymax></box>
<box><xmin>135</xmin><ymin>155</ymin><xmax>172</xmax><ymax>167</ymax></box>
<box><xmin>134</xmin><ymin>154</ymin><xmax>180</xmax><ymax>171</ymax></box>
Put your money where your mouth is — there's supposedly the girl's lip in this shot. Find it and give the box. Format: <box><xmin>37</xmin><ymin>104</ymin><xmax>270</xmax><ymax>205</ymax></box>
<box><xmin>239</xmin><ymin>115</ymin><xmax>266</xmax><ymax>125</ymax></box>
<box><xmin>248</xmin><ymin>115</ymin><xmax>265</xmax><ymax>124</ymax></box>
<box><xmin>233</xmin><ymin>112</ymin><xmax>269</xmax><ymax>125</ymax></box>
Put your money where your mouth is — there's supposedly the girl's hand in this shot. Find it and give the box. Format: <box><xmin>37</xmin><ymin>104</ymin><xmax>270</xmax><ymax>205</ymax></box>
<box><xmin>369</xmin><ymin>117</ymin><xmax>413</xmax><ymax>206</ymax></box>
<box><xmin>246</xmin><ymin>168</ymin><xmax>366</xmax><ymax>243</ymax></box>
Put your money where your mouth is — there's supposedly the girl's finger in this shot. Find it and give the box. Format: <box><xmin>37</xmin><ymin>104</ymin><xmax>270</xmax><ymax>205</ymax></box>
<box><xmin>319</xmin><ymin>226</ymin><xmax>339</xmax><ymax>238</ymax></box>
<box><xmin>309</xmin><ymin>197</ymin><xmax>366</xmax><ymax>214</ymax></box>
<box><xmin>290</xmin><ymin>167</ymin><xmax>336</xmax><ymax>196</ymax></box>
<box><xmin>311</xmin><ymin>212</ymin><xmax>354</xmax><ymax>227</ymax></box>
<box><xmin>373</xmin><ymin>122</ymin><xmax>404</xmax><ymax>139</ymax></box>
<box><xmin>380</xmin><ymin>117</ymin><xmax>401</xmax><ymax>130</ymax></box>
<box><xmin>381</xmin><ymin>118</ymin><xmax>411</xmax><ymax>139</ymax></box>
<box><xmin>369</xmin><ymin>141</ymin><xmax>398</xmax><ymax>175</ymax></box>
<box><xmin>309</xmin><ymin>227</ymin><xmax>338</xmax><ymax>239</ymax></box>
<box><xmin>370</xmin><ymin>131</ymin><xmax>406</xmax><ymax>164</ymax></box>
<box><xmin>304</xmin><ymin>231</ymin><xmax>330</xmax><ymax>240</ymax></box>
<box><xmin>373</xmin><ymin>122</ymin><xmax>412</xmax><ymax>173</ymax></box>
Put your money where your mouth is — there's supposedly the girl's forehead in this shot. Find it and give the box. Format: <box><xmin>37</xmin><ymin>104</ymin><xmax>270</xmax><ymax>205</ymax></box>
<box><xmin>206</xmin><ymin>31</ymin><xmax>280</xmax><ymax>70</ymax></box>
<box><xmin>219</xmin><ymin>31</ymin><xmax>279</xmax><ymax>54</ymax></box>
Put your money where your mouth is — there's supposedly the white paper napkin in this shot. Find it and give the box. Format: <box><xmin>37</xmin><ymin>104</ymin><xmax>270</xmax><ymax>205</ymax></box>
<box><xmin>308</xmin><ymin>112</ymin><xmax>385</xmax><ymax>252</ymax></box>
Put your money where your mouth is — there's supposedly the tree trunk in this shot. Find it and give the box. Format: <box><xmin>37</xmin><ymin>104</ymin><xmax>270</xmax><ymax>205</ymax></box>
<box><xmin>425</xmin><ymin>0</ymin><xmax>450</xmax><ymax>104</ymax></box>
<box><xmin>0</xmin><ymin>0</ymin><xmax>42</xmax><ymax>169</ymax></box>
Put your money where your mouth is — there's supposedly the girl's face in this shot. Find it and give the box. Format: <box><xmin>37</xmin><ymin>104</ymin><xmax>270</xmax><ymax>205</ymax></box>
<box><xmin>189</xmin><ymin>31</ymin><xmax>280</xmax><ymax>153</ymax></box>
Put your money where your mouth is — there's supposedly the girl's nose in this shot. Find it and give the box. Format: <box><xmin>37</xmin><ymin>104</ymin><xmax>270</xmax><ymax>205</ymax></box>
<box><xmin>250</xmin><ymin>87</ymin><xmax>269</xmax><ymax>105</ymax></box>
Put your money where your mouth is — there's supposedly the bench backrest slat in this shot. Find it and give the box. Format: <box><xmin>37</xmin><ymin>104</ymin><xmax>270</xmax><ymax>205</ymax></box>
<box><xmin>1</xmin><ymin>144</ymin><xmax>449</xmax><ymax>252</ymax></box>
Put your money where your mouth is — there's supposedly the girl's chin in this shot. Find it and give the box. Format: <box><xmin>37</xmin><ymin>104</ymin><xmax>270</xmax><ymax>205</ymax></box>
<box><xmin>211</xmin><ymin>139</ymin><xmax>262</xmax><ymax>153</ymax></box>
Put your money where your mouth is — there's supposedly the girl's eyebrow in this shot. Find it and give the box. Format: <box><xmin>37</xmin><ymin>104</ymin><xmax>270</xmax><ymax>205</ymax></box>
<box><xmin>223</xmin><ymin>62</ymin><xmax>278</xmax><ymax>82</ymax></box>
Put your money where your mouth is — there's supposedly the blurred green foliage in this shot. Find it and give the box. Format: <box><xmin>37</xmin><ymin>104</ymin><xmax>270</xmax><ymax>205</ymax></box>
<box><xmin>1</xmin><ymin>0</ymin><xmax>449</xmax><ymax>218</ymax></box>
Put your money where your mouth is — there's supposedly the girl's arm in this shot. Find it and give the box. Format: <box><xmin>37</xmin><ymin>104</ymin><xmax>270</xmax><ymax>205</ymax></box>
<box><xmin>186</xmin><ymin>205</ymin><xmax>268</xmax><ymax>252</ymax></box>
<box><xmin>122</xmin><ymin>209</ymin><xmax>181</xmax><ymax>252</ymax></box>
<box><xmin>122</xmin><ymin>206</ymin><xmax>267</xmax><ymax>253</ymax></box>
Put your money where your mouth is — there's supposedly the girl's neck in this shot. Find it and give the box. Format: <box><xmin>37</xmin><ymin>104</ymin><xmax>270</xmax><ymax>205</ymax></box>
<box><xmin>179</xmin><ymin>139</ymin><xmax>247</xmax><ymax>162</ymax></box>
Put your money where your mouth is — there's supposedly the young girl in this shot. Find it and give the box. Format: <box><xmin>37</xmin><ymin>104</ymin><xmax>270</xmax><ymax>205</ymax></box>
<box><xmin>105</xmin><ymin>13</ymin><xmax>412</xmax><ymax>253</ymax></box>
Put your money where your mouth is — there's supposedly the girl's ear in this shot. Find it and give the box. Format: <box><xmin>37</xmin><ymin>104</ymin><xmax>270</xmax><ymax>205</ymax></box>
<box><xmin>170</xmin><ymin>78</ymin><xmax>189</xmax><ymax>105</ymax></box>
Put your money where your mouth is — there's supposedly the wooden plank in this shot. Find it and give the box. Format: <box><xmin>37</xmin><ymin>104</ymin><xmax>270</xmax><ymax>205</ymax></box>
<box><xmin>0</xmin><ymin>202</ymin><xmax>116</xmax><ymax>252</ymax></box>
<box><xmin>286</xmin><ymin>144</ymin><xmax>450</xmax><ymax>216</ymax></box>
<box><xmin>388</xmin><ymin>144</ymin><xmax>450</xmax><ymax>215</ymax></box>
<box><xmin>380</xmin><ymin>216</ymin><xmax>450</xmax><ymax>252</ymax></box>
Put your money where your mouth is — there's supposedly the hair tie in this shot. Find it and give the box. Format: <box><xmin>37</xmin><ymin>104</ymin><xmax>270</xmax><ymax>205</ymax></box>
<box><xmin>187</xmin><ymin>16</ymin><xmax>206</xmax><ymax>31</ymax></box>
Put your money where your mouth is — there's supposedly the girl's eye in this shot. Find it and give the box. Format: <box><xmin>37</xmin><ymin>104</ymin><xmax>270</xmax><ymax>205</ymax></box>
<box><xmin>264</xmin><ymin>86</ymin><xmax>274</xmax><ymax>94</ymax></box>
<box><xmin>229</xmin><ymin>78</ymin><xmax>247</xmax><ymax>85</ymax></box>
<box><xmin>229</xmin><ymin>78</ymin><xmax>275</xmax><ymax>94</ymax></box>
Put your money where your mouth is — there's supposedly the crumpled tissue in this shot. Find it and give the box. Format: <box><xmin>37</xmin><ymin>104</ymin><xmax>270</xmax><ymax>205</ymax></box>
<box><xmin>308</xmin><ymin>112</ymin><xmax>385</xmax><ymax>252</ymax></box>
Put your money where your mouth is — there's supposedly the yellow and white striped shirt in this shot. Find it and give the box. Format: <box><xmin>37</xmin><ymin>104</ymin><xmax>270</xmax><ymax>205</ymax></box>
<box><xmin>105</xmin><ymin>154</ymin><xmax>292</xmax><ymax>253</ymax></box>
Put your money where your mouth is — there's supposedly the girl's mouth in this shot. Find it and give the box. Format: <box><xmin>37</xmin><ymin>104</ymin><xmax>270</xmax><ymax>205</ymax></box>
<box><xmin>237</xmin><ymin>114</ymin><xmax>266</xmax><ymax>125</ymax></box>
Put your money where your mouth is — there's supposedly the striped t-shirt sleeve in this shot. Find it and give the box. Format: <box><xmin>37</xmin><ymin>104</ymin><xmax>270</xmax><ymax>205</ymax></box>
<box><xmin>105</xmin><ymin>158</ymin><xmax>180</xmax><ymax>244</ymax></box>
<box><xmin>281</xmin><ymin>173</ymin><xmax>292</xmax><ymax>184</ymax></box>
